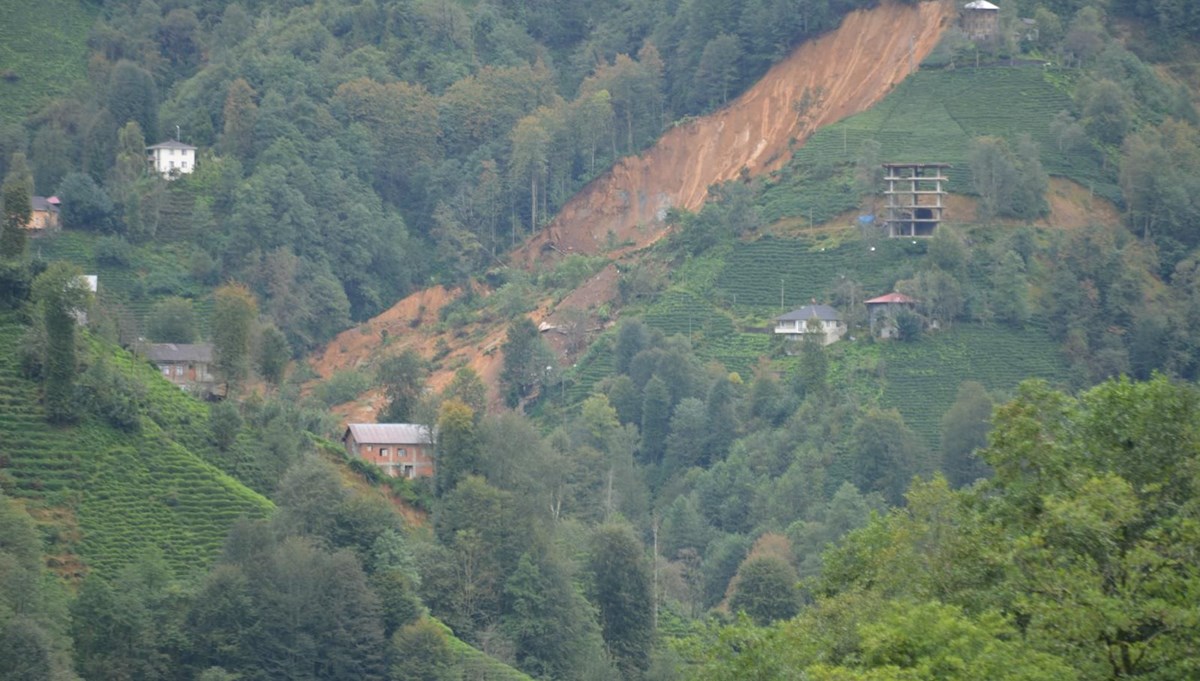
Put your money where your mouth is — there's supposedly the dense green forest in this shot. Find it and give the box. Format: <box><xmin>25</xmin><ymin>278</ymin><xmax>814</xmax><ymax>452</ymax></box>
<box><xmin>3</xmin><ymin>0</ymin><xmax>1200</xmax><ymax>679</ymax></box>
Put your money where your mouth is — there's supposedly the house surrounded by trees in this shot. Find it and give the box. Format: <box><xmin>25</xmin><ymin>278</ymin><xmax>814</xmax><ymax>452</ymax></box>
<box><xmin>866</xmin><ymin>292</ymin><xmax>918</xmax><ymax>338</ymax></box>
<box><xmin>29</xmin><ymin>196</ymin><xmax>59</xmax><ymax>230</ymax></box>
<box><xmin>146</xmin><ymin>140</ymin><xmax>196</xmax><ymax>179</ymax></box>
<box><xmin>343</xmin><ymin>423</ymin><xmax>434</xmax><ymax>479</ymax></box>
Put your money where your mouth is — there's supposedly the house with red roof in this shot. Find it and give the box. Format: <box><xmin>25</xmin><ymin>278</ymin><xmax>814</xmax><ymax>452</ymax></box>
<box><xmin>866</xmin><ymin>292</ymin><xmax>917</xmax><ymax>338</ymax></box>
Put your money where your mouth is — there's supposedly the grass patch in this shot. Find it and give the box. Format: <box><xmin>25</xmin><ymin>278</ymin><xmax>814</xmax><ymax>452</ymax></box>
<box><xmin>0</xmin><ymin>0</ymin><xmax>95</xmax><ymax>124</ymax></box>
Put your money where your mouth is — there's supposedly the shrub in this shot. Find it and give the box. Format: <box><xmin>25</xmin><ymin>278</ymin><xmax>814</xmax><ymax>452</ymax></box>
<box><xmin>77</xmin><ymin>356</ymin><xmax>146</xmax><ymax>432</ymax></box>
<box><xmin>313</xmin><ymin>369</ymin><xmax>371</xmax><ymax>407</ymax></box>
<box><xmin>93</xmin><ymin>236</ymin><xmax>133</xmax><ymax>267</ymax></box>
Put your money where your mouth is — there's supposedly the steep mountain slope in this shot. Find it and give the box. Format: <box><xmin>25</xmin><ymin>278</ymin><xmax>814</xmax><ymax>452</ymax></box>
<box><xmin>312</xmin><ymin>0</ymin><xmax>956</xmax><ymax>415</ymax></box>
<box><xmin>517</xmin><ymin>0</ymin><xmax>955</xmax><ymax>264</ymax></box>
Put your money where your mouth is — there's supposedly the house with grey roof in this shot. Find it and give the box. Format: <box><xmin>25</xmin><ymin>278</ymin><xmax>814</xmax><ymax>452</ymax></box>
<box><xmin>343</xmin><ymin>423</ymin><xmax>434</xmax><ymax>479</ymax></box>
<box><xmin>146</xmin><ymin>140</ymin><xmax>197</xmax><ymax>179</ymax></box>
<box><xmin>775</xmin><ymin>304</ymin><xmax>846</xmax><ymax>345</ymax></box>
<box><xmin>30</xmin><ymin>196</ymin><xmax>59</xmax><ymax>230</ymax></box>
<box><xmin>962</xmin><ymin>0</ymin><xmax>1000</xmax><ymax>40</ymax></box>
<box><xmin>142</xmin><ymin>342</ymin><xmax>216</xmax><ymax>392</ymax></box>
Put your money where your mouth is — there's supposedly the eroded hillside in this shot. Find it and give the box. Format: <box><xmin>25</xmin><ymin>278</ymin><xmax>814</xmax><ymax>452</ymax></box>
<box><xmin>517</xmin><ymin>0</ymin><xmax>956</xmax><ymax>264</ymax></box>
<box><xmin>311</xmin><ymin>1</ymin><xmax>957</xmax><ymax>419</ymax></box>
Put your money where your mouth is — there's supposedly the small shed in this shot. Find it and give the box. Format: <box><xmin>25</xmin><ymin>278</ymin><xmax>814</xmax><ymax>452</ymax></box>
<box><xmin>343</xmin><ymin>423</ymin><xmax>435</xmax><ymax>480</ymax></box>
<box><xmin>962</xmin><ymin>0</ymin><xmax>1000</xmax><ymax>41</ymax></box>
<box><xmin>865</xmin><ymin>292</ymin><xmax>917</xmax><ymax>338</ymax></box>
<box><xmin>775</xmin><ymin>304</ymin><xmax>847</xmax><ymax>346</ymax></box>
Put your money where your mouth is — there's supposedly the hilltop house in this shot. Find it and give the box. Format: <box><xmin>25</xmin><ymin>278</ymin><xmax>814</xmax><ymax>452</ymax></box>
<box><xmin>962</xmin><ymin>0</ymin><xmax>1000</xmax><ymax>41</ymax></box>
<box><xmin>343</xmin><ymin>423</ymin><xmax>434</xmax><ymax>480</ymax></box>
<box><xmin>146</xmin><ymin>140</ymin><xmax>196</xmax><ymax>179</ymax></box>
<box><xmin>865</xmin><ymin>292</ymin><xmax>917</xmax><ymax>338</ymax></box>
<box><xmin>775</xmin><ymin>304</ymin><xmax>846</xmax><ymax>345</ymax></box>
<box><xmin>30</xmin><ymin>196</ymin><xmax>60</xmax><ymax>230</ymax></box>
<box><xmin>143</xmin><ymin>342</ymin><xmax>216</xmax><ymax>392</ymax></box>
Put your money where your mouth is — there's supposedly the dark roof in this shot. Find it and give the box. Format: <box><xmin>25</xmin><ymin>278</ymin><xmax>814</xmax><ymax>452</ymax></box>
<box><xmin>31</xmin><ymin>196</ymin><xmax>59</xmax><ymax>212</ymax></box>
<box><xmin>777</xmin><ymin>304</ymin><xmax>841</xmax><ymax>322</ymax></box>
<box><xmin>143</xmin><ymin>342</ymin><xmax>213</xmax><ymax>363</ymax></box>
<box><xmin>146</xmin><ymin>140</ymin><xmax>196</xmax><ymax>151</ymax></box>
<box><xmin>865</xmin><ymin>292</ymin><xmax>917</xmax><ymax>305</ymax></box>
<box><xmin>882</xmin><ymin>162</ymin><xmax>953</xmax><ymax>168</ymax></box>
<box><xmin>344</xmin><ymin>424</ymin><xmax>432</xmax><ymax>445</ymax></box>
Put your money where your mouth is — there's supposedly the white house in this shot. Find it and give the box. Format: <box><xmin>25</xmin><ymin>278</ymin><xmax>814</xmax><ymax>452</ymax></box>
<box><xmin>146</xmin><ymin>140</ymin><xmax>197</xmax><ymax>179</ymax></box>
<box><xmin>774</xmin><ymin>304</ymin><xmax>846</xmax><ymax>346</ymax></box>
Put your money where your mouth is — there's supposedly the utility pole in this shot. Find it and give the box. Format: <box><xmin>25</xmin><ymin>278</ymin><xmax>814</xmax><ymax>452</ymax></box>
<box><xmin>780</xmin><ymin>278</ymin><xmax>785</xmax><ymax>312</ymax></box>
<box><xmin>652</xmin><ymin>516</ymin><xmax>659</xmax><ymax>633</ymax></box>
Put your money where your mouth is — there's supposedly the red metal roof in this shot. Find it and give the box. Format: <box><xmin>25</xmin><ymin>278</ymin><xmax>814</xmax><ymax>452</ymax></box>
<box><xmin>865</xmin><ymin>292</ymin><xmax>916</xmax><ymax>305</ymax></box>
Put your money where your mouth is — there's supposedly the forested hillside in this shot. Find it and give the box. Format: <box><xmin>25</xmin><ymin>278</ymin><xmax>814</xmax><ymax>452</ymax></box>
<box><xmin>2</xmin><ymin>0</ymin><xmax>1200</xmax><ymax>679</ymax></box>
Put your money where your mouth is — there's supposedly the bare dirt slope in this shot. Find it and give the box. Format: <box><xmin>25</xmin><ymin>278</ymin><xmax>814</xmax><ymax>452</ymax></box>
<box><xmin>313</xmin><ymin>0</ymin><xmax>956</xmax><ymax>416</ymax></box>
<box><xmin>518</xmin><ymin>0</ymin><xmax>955</xmax><ymax>265</ymax></box>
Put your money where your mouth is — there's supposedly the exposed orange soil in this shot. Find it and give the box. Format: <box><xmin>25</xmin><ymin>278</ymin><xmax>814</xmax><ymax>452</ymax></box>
<box><xmin>516</xmin><ymin>0</ymin><xmax>956</xmax><ymax>266</ymax></box>
<box><xmin>311</xmin><ymin>0</ymin><xmax>957</xmax><ymax>420</ymax></box>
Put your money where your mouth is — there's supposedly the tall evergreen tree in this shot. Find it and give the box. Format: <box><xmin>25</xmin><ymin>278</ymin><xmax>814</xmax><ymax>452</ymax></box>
<box><xmin>588</xmin><ymin>523</ymin><xmax>653</xmax><ymax>679</ymax></box>
<box><xmin>211</xmin><ymin>283</ymin><xmax>258</xmax><ymax>391</ymax></box>
<box><xmin>1</xmin><ymin>152</ymin><xmax>33</xmax><ymax>258</ymax></box>
<box><xmin>31</xmin><ymin>262</ymin><xmax>89</xmax><ymax>423</ymax></box>
<box><xmin>434</xmin><ymin>399</ymin><xmax>481</xmax><ymax>497</ymax></box>
<box><xmin>640</xmin><ymin>375</ymin><xmax>671</xmax><ymax>465</ymax></box>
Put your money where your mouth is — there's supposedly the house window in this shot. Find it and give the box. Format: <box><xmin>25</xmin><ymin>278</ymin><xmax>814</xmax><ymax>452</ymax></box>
<box><xmin>380</xmin><ymin>448</ymin><xmax>390</xmax><ymax>459</ymax></box>
<box><xmin>398</xmin><ymin>448</ymin><xmax>406</xmax><ymax>458</ymax></box>
<box><xmin>403</xmin><ymin>465</ymin><xmax>414</xmax><ymax>478</ymax></box>
<box><xmin>161</xmin><ymin>367</ymin><xmax>170</xmax><ymax>377</ymax></box>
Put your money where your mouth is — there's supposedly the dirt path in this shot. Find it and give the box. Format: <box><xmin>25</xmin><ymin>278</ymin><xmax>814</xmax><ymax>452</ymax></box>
<box><xmin>516</xmin><ymin>0</ymin><xmax>955</xmax><ymax>265</ymax></box>
<box><xmin>311</xmin><ymin>0</ymin><xmax>956</xmax><ymax>417</ymax></box>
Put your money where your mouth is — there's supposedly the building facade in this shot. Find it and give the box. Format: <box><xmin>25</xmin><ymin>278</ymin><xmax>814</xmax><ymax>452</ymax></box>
<box><xmin>774</xmin><ymin>304</ymin><xmax>847</xmax><ymax>346</ymax></box>
<box><xmin>30</xmin><ymin>196</ymin><xmax>60</xmax><ymax>230</ymax></box>
<box><xmin>146</xmin><ymin>140</ymin><xmax>197</xmax><ymax>179</ymax></box>
<box><xmin>142</xmin><ymin>343</ymin><xmax>217</xmax><ymax>392</ymax></box>
<box><xmin>343</xmin><ymin>423</ymin><xmax>435</xmax><ymax>480</ymax></box>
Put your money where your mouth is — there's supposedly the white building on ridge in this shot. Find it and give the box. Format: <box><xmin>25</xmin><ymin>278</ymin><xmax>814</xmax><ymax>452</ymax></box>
<box><xmin>146</xmin><ymin>140</ymin><xmax>197</xmax><ymax>179</ymax></box>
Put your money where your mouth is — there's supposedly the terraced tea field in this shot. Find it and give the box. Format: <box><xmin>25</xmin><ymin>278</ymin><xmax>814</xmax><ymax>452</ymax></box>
<box><xmin>0</xmin><ymin>313</ymin><xmax>271</xmax><ymax>577</ymax></box>
<box><xmin>870</xmin><ymin>323</ymin><xmax>1069</xmax><ymax>447</ymax></box>
<box><xmin>0</xmin><ymin>0</ymin><xmax>95</xmax><ymax>124</ymax></box>
<box><xmin>760</xmin><ymin>66</ymin><xmax>1120</xmax><ymax>225</ymax></box>
<box><xmin>34</xmin><ymin>230</ymin><xmax>214</xmax><ymax>338</ymax></box>
<box><xmin>714</xmin><ymin>236</ymin><xmax>920</xmax><ymax>312</ymax></box>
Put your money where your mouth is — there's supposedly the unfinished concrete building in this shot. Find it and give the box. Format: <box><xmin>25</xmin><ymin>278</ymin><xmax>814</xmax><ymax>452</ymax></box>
<box><xmin>883</xmin><ymin>162</ymin><xmax>949</xmax><ymax>237</ymax></box>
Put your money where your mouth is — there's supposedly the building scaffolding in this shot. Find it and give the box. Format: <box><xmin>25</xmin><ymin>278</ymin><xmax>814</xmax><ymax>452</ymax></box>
<box><xmin>883</xmin><ymin>162</ymin><xmax>950</xmax><ymax>237</ymax></box>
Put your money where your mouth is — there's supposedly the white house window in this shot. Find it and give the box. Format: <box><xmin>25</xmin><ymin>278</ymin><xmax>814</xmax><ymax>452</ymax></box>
<box><xmin>398</xmin><ymin>448</ymin><xmax>406</xmax><ymax>457</ymax></box>
<box><xmin>380</xmin><ymin>448</ymin><xmax>390</xmax><ymax>459</ymax></box>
